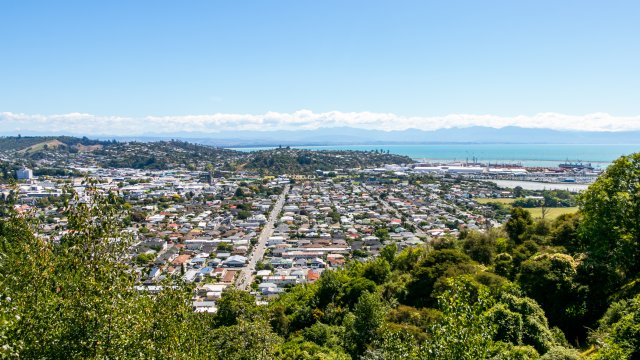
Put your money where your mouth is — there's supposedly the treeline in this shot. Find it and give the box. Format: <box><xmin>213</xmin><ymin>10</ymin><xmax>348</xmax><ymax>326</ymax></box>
<box><xmin>1</xmin><ymin>154</ymin><xmax>640</xmax><ymax>359</ymax></box>
<box><xmin>0</xmin><ymin>162</ymin><xmax>17</xmax><ymax>182</ymax></box>
<box><xmin>511</xmin><ymin>189</ymin><xmax>577</xmax><ymax>208</ymax></box>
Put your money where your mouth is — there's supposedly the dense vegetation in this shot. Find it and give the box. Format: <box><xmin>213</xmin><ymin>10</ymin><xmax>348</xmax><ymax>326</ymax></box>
<box><xmin>1</xmin><ymin>153</ymin><xmax>640</xmax><ymax>359</ymax></box>
<box><xmin>511</xmin><ymin>189</ymin><xmax>577</xmax><ymax>208</ymax></box>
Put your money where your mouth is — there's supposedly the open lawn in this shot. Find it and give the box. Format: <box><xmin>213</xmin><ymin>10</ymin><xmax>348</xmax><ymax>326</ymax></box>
<box><xmin>526</xmin><ymin>207</ymin><xmax>579</xmax><ymax>219</ymax></box>
<box><xmin>475</xmin><ymin>198</ymin><xmax>516</xmax><ymax>205</ymax></box>
<box><xmin>476</xmin><ymin>197</ymin><xmax>578</xmax><ymax>219</ymax></box>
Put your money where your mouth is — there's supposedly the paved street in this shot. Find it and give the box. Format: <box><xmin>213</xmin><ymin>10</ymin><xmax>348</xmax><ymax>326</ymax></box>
<box><xmin>236</xmin><ymin>184</ymin><xmax>290</xmax><ymax>290</ymax></box>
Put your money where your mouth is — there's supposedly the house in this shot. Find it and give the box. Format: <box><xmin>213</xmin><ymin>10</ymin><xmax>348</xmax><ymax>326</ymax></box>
<box><xmin>306</xmin><ymin>270</ymin><xmax>321</xmax><ymax>283</ymax></box>
<box><xmin>172</xmin><ymin>254</ymin><xmax>191</xmax><ymax>266</ymax></box>
<box><xmin>309</xmin><ymin>258</ymin><xmax>327</xmax><ymax>269</ymax></box>
<box><xmin>224</xmin><ymin>255</ymin><xmax>247</xmax><ymax>267</ymax></box>
<box><xmin>221</xmin><ymin>270</ymin><xmax>237</xmax><ymax>284</ymax></box>
<box><xmin>256</xmin><ymin>270</ymin><xmax>273</xmax><ymax>278</ymax></box>
<box><xmin>193</xmin><ymin>301</ymin><xmax>217</xmax><ymax>313</ymax></box>
<box><xmin>327</xmin><ymin>254</ymin><xmax>346</xmax><ymax>268</ymax></box>
<box><xmin>264</xmin><ymin>275</ymin><xmax>301</xmax><ymax>286</ymax></box>
<box><xmin>258</xmin><ymin>282</ymin><xmax>283</xmax><ymax>295</ymax></box>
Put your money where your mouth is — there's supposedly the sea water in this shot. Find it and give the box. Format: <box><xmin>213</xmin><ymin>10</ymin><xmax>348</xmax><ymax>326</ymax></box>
<box><xmin>231</xmin><ymin>144</ymin><xmax>640</xmax><ymax>168</ymax></box>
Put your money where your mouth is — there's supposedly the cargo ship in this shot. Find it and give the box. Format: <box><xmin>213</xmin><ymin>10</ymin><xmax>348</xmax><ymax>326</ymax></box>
<box><xmin>558</xmin><ymin>161</ymin><xmax>594</xmax><ymax>171</ymax></box>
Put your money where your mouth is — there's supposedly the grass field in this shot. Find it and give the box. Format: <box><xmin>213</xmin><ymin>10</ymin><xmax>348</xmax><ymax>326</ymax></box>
<box><xmin>17</xmin><ymin>139</ymin><xmax>65</xmax><ymax>154</ymax></box>
<box><xmin>475</xmin><ymin>198</ymin><xmax>516</xmax><ymax>205</ymax></box>
<box><xmin>475</xmin><ymin>198</ymin><xmax>578</xmax><ymax>219</ymax></box>
<box><xmin>526</xmin><ymin>207</ymin><xmax>578</xmax><ymax>219</ymax></box>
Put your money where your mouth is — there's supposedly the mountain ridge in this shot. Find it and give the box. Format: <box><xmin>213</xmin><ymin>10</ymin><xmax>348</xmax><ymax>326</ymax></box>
<box><xmin>4</xmin><ymin>126</ymin><xmax>639</xmax><ymax>147</ymax></box>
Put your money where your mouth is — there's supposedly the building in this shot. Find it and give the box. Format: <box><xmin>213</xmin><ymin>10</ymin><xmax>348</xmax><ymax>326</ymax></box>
<box><xmin>16</xmin><ymin>167</ymin><xmax>33</xmax><ymax>180</ymax></box>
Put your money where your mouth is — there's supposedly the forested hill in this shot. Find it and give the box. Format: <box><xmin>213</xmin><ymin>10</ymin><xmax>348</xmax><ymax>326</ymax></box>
<box><xmin>96</xmin><ymin>140</ymin><xmax>243</xmax><ymax>170</ymax></box>
<box><xmin>0</xmin><ymin>136</ymin><xmax>414</xmax><ymax>173</ymax></box>
<box><xmin>240</xmin><ymin>148</ymin><xmax>414</xmax><ymax>175</ymax></box>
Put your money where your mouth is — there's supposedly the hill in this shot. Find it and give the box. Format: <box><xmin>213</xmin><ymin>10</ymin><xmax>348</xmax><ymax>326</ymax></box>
<box><xmin>0</xmin><ymin>136</ymin><xmax>413</xmax><ymax>173</ymax></box>
<box><xmin>240</xmin><ymin>148</ymin><xmax>414</xmax><ymax>175</ymax></box>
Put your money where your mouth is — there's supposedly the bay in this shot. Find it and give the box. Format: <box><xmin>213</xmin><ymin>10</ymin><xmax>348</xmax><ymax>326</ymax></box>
<box><xmin>230</xmin><ymin>143</ymin><xmax>640</xmax><ymax>168</ymax></box>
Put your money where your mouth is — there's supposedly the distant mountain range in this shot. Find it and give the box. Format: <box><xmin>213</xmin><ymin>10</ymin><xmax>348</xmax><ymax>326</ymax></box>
<box><xmin>5</xmin><ymin>126</ymin><xmax>640</xmax><ymax>147</ymax></box>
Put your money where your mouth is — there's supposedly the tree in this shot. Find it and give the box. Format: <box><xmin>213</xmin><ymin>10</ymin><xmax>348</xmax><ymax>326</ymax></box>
<box><xmin>518</xmin><ymin>253</ymin><xmax>587</xmax><ymax>341</ymax></box>
<box><xmin>0</xmin><ymin>185</ymin><xmax>201</xmax><ymax>358</ymax></box>
<box><xmin>578</xmin><ymin>153</ymin><xmax>640</xmax><ymax>302</ymax></box>
<box><xmin>374</xmin><ymin>228</ymin><xmax>390</xmax><ymax>241</ymax></box>
<box><xmin>216</xmin><ymin>288</ymin><xmax>261</xmax><ymax>327</ymax></box>
<box><xmin>514</xmin><ymin>186</ymin><xmax>524</xmax><ymax>198</ymax></box>
<box><xmin>347</xmin><ymin>291</ymin><xmax>386</xmax><ymax>357</ymax></box>
<box><xmin>393</xmin><ymin>245</ymin><xmax>427</xmax><ymax>272</ymax></box>
<box><xmin>315</xmin><ymin>269</ymin><xmax>344</xmax><ymax>308</ymax></box>
<box><xmin>421</xmin><ymin>278</ymin><xmax>496</xmax><ymax>360</ymax></box>
<box><xmin>380</xmin><ymin>243</ymin><xmax>397</xmax><ymax>264</ymax></box>
<box><xmin>209</xmin><ymin>320</ymin><xmax>282</xmax><ymax>360</ymax></box>
<box><xmin>463</xmin><ymin>231</ymin><xmax>497</xmax><ymax>265</ymax></box>
<box><xmin>405</xmin><ymin>249</ymin><xmax>475</xmax><ymax>307</ymax></box>
<box><xmin>505</xmin><ymin>207</ymin><xmax>533</xmax><ymax>244</ymax></box>
<box><xmin>363</xmin><ymin>258</ymin><xmax>391</xmax><ymax>285</ymax></box>
<box><xmin>237</xmin><ymin>210</ymin><xmax>251</xmax><ymax>220</ymax></box>
<box><xmin>589</xmin><ymin>294</ymin><xmax>640</xmax><ymax>359</ymax></box>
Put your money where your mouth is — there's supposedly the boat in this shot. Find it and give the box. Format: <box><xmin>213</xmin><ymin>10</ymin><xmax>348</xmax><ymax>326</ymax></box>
<box><xmin>558</xmin><ymin>160</ymin><xmax>593</xmax><ymax>171</ymax></box>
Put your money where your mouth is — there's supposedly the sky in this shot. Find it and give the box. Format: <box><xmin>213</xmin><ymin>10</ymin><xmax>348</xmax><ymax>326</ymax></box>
<box><xmin>1</xmin><ymin>0</ymin><xmax>640</xmax><ymax>135</ymax></box>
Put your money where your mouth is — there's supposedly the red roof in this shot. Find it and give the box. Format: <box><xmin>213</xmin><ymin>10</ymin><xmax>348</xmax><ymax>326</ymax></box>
<box><xmin>307</xmin><ymin>271</ymin><xmax>320</xmax><ymax>282</ymax></box>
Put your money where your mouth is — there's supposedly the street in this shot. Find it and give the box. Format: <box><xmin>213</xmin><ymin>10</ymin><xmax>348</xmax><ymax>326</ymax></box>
<box><xmin>235</xmin><ymin>183</ymin><xmax>290</xmax><ymax>290</ymax></box>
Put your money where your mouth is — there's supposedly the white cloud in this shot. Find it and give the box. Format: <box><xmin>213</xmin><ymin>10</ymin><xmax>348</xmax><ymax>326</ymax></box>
<box><xmin>1</xmin><ymin>110</ymin><xmax>640</xmax><ymax>135</ymax></box>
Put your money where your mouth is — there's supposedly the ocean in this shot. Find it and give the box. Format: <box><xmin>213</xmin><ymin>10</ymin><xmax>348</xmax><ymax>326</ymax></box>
<box><xmin>230</xmin><ymin>144</ymin><xmax>640</xmax><ymax>168</ymax></box>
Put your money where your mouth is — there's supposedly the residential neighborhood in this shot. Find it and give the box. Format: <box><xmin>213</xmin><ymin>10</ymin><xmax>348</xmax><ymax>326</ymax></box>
<box><xmin>1</xmin><ymin>156</ymin><xmax>565</xmax><ymax>314</ymax></box>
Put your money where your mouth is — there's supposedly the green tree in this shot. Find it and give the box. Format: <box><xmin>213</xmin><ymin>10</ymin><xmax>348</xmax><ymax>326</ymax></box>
<box><xmin>209</xmin><ymin>320</ymin><xmax>282</xmax><ymax>360</ymax></box>
<box><xmin>505</xmin><ymin>207</ymin><xmax>533</xmax><ymax>244</ymax></box>
<box><xmin>374</xmin><ymin>228</ymin><xmax>390</xmax><ymax>241</ymax></box>
<box><xmin>422</xmin><ymin>278</ymin><xmax>496</xmax><ymax>359</ymax></box>
<box><xmin>380</xmin><ymin>242</ymin><xmax>397</xmax><ymax>264</ymax></box>
<box><xmin>216</xmin><ymin>288</ymin><xmax>261</xmax><ymax>327</ymax></box>
<box><xmin>578</xmin><ymin>153</ymin><xmax>640</xmax><ymax>317</ymax></box>
<box><xmin>518</xmin><ymin>253</ymin><xmax>586</xmax><ymax>340</ymax></box>
<box><xmin>405</xmin><ymin>249</ymin><xmax>474</xmax><ymax>307</ymax></box>
<box><xmin>463</xmin><ymin>230</ymin><xmax>497</xmax><ymax>265</ymax></box>
<box><xmin>591</xmin><ymin>294</ymin><xmax>640</xmax><ymax>359</ymax></box>
<box><xmin>347</xmin><ymin>291</ymin><xmax>386</xmax><ymax>357</ymax></box>
<box><xmin>363</xmin><ymin>257</ymin><xmax>391</xmax><ymax>285</ymax></box>
<box><xmin>0</xmin><ymin>185</ymin><xmax>205</xmax><ymax>358</ymax></box>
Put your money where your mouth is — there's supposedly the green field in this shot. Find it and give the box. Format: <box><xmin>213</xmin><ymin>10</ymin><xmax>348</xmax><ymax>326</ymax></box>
<box><xmin>475</xmin><ymin>198</ymin><xmax>516</xmax><ymax>205</ymax></box>
<box><xmin>526</xmin><ymin>207</ymin><xmax>579</xmax><ymax>219</ymax></box>
<box><xmin>476</xmin><ymin>198</ymin><xmax>578</xmax><ymax>219</ymax></box>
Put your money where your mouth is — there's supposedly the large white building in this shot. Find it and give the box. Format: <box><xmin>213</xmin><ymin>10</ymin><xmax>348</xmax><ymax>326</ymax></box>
<box><xmin>16</xmin><ymin>167</ymin><xmax>33</xmax><ymax>180</ymax></box>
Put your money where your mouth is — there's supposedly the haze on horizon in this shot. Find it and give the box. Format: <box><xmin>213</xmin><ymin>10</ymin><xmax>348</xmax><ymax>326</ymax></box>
<box><xmin>1</xmin><ymin>1</ymin><xmax>639</xmax><ymax>135</ymax></box>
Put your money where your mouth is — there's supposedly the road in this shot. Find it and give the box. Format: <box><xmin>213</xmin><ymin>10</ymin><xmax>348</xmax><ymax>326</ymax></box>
<box><xmin>236</xmin><ymin>184</ymin><xmax>290</xmax><ymax>291</ymax></box>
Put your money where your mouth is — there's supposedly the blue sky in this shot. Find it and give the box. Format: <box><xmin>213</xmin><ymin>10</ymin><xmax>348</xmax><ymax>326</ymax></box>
<box><xmin>1</xmin><ymin>1</ymin><xmax>640</xmax><ymax>134</ymax></box>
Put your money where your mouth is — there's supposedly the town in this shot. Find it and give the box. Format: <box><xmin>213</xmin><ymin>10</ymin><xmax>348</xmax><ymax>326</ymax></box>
<box><xmin>1</xmin><ymin>145</ymin><xmax>581</xmax><ymax>313</ymax></box>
